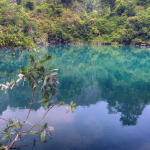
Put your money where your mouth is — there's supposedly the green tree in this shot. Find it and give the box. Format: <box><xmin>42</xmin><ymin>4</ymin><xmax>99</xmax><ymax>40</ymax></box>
<box><xmin>25</xmin><ymin>1</ymin><xmax>35</xmax><ymax>10</ymax></box>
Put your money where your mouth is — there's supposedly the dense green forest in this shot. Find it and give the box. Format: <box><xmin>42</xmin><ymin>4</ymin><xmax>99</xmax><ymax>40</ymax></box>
<box><xmin>0</xmin><ymin>0</ymin><xmax>150</xmax><ymax>48</ymax></box>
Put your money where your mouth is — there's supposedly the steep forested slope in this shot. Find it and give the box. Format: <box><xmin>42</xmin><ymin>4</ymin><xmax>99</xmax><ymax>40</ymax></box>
<box><xmin>0</xmin><ymin>0</ymin><xmax>150</xmax><ymax>48</ymax></box>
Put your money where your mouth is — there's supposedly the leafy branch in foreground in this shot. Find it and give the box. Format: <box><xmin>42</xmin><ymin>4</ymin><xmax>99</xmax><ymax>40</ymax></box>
<box><xmin>0</xmin><ymin>54</ymin><xmax>76</xmax><ymax>150</ymax></box>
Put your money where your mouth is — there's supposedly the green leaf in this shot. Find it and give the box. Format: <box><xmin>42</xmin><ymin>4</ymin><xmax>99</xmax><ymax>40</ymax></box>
<box><xmin>33</xmin><ymin>82</ymin><xmax>37</xmax><ymax>91</ymax></box>
<box><xmin>39</xmin><ymin>99</ymin><xmax>53</xmax><ymax>103</ymax></box>
<box><xmin>39</xmin><ymin>130</ymin><xmax>46</xmax><ymax>141</ymax></box>
<box><xmin>29</xmin><ymin>131</ymin><xmax>39</xmax><ymax>134</ymax></box>
<box><xmin>3</xmin><ymin>127</ymin><xmax>11</xmax><ymax>133</ymax></box>
<box><xmin>38</xmin><ymin>56</ymin><xmax>52</xmax><ymax>64</ymax></box>
<box><xmin>38</xmin><ymin>99</ymin><xmax>48</xmax><ymax>103</ymax></box>
<box><xmin>46</xmin><ymin>56</ymin><xmax>52</xmax><ymax>60</ymax></box>
<box><xmin>38</xmin><ymin>66</ymin><xmax>45</xmax><ymax>73</ymax></box>
<box><xmin>57</xmin><ymin>101</ymin><xmax>65</xmax><ymax>106</ymax></box>
<box><xmin>42</xmin><ymin>75</ymin><xmax>48</xmax><ymax>89</ymax></box>
<box><xmin>44</xmin><ymin>91</ymin><xmax>49</xmax><ymax>99</ymax></box>
<box><xmin>15</xmin><ymin>124</ymin><xmax>22</xmax><ymax>128</ymax></box>
<box><xmin>3</xmin><ymin>122</ymin><xmax>16</xmax><ymax>133</ymax></box>
<box><xmin>29</xmin><ymin>54</ymin><xmax>34</xmax><ymax>63</ymax></box>
<box><xmin>8</xmin><ymin>82</ymin><xmax>15</xmax><ymax>88</ymax></box>
<box><xmin>21</xmin><ymin>66</ymin><xmax>26</xmax><ymax>72</ymax></box>
<box><xmin>0</xmin><ymin>146</ymin><xmax>6</xmax><ymax>149</ymax></box>
<box><xmin>2</xmin><ymin>133</ymin><xmax>13</xmax><ymax>141</ymax></box>
<box><xmin>43</xmin><ymin>101</ymin><xmax>50</xmax><ymax>108</ymax></box>
<box><xmin>38</xmin><ymin>59</ymin><xmax>47</xmax><ymax>64</ymax></box>
<box><xmin>13</xmin><ymin>118</ymin><xmax>19</xmax><ymax>122</ymax></box>
<box><xmin>70</xmin><ymin>101</ymin><xmax>76</xmax><ymax>108</ymax></box>
<box><xmin>44</xmin><ymin>123</ymin><xmax>48</xmax><ymax>129</ymax></box>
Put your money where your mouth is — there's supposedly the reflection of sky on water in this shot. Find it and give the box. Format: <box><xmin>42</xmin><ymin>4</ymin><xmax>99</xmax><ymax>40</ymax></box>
<box><xmin>0</xmin><ymin>106</ymin><xmax>75</xmax><ymax>126</ymax></box>
<box><xmin>1</xmin><ymin>103</ymin><xmax>150</xmax><ymax>150</ymax></box>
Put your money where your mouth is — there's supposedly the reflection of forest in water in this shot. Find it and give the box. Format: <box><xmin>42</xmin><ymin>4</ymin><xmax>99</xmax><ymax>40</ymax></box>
<box><xmin>0</xmin><ymin>45</ymin><xmax>150</xmax><ymax>126</ymax></box>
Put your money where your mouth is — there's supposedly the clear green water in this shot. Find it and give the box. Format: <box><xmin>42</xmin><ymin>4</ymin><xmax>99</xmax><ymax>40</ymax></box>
<box><xmin>1</xmin><ymin>45</ymin><xmax>150</xmax><ymax>150</ymax></box>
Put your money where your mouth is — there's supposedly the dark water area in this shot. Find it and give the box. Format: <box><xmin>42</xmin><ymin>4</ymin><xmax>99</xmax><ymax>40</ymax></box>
<box><xmin>0</xmin><ymin>45</ymin><xmax>150</xmax><ymax>150</ymax></box>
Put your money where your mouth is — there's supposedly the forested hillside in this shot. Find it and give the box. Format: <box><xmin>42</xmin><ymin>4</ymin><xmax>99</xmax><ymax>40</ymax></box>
<box><xmin>0</xmin><ymin>0</ymin><xmax>150</xmax><ymax>48</ymax></box>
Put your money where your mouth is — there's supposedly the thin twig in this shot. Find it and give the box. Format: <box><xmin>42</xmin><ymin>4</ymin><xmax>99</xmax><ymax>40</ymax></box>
<box><xmin>23</xmin><ymin>91</ymin><xmax>34</xmax><ymax>124</ymax></box>
<box><xmin>13</xmin><ymin>140</ymin><xmax>47</xmax><ymax>148</ymax></box>
<box><xmin>25</xmin><ymin>104</ymin><xmax>55</xmax><ymax>133</ymax></box>
<box><xmin>25</xmin><ymin>121</ymin><xmax>34</xmax><ymax>126</ymax></box>
<box><xmin>0</xmin><ymin>117</ymin><xmax>9</xmax><ymax>122</ymax></box>
<box><xmin>6</xmin><ymin>90</ymin><xmax>35</xmax><ymax>150</ymax></box>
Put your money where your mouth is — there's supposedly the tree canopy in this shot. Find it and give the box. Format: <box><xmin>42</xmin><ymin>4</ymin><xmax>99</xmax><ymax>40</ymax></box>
<box><xmin>0</xmin><ymin>0</ymin><xmax>149</xmax><ymax>48</ymax></box>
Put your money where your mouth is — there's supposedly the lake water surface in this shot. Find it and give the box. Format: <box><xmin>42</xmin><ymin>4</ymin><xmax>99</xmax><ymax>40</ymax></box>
<box><xmin>0</xmin><ymin>45</ymin><xmax>150</xmax><ymax>150</ymax></box>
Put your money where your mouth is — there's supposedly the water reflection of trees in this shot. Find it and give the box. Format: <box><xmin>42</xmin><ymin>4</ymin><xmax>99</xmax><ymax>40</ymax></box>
<box><xmin>99</xmin><ymin>79</ymin><xmax>150</xmax><ymax>126</ymax></box>
<box><xmin>53</xmin><ymin>45</ymin><xmax>150</xmax><ymax>126</ymax></box>
<box><xmin>57</xmin><ymin>73</ymin><xmax>150</xmax><ymax>126</ymax></box>
<box><xmin>1</xmin><ymin>46</ymin><xmax>150</xmax><ymax>126</ymax></box>
<box><xmin>0</xmin><ymin>86</ymin><xmax>41</xmax><ymax>114</ymax></box>
<box><xmin>1</xmin><ymin>76</ymin><xmax>150</xmax><ymax>126</ymax></box>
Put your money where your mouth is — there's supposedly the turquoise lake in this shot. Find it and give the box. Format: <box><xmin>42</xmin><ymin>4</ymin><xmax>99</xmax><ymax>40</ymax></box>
<box><xmin>1</xmin><ymin>45</ymin><xmax>150</xmax><ymax>150</ymax></box>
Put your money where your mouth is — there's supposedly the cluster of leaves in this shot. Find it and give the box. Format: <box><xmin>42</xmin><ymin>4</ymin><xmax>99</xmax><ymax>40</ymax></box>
<box><xmin>0</xmin><ymin>54</ymin><xmax>57</xmax><ymax>148</ymax></box>
<box><xmin>21</xmin><ymin>54</ymin><xmax>58</xmax><ymax>107</ymax></box>
<box><xmin>0</xmin><ymin>0</ymin><xmax>149</xmax><ymax>46</ymax></box>
<box><xmin>0</xmin><ymin>54</ymin><xmax>75</xmax><ymax>150</ymax></box>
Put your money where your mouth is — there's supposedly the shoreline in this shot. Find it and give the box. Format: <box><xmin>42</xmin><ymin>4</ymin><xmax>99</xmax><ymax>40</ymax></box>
<box><xmin>0</xmin><ymin>42</ymin><xmax>150</xmax><ymax>50</ymax></box>
<box><xmin>38</xmin><ymin>41</ymin><xmax>150</xmax><ymax>46</ymax></box>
